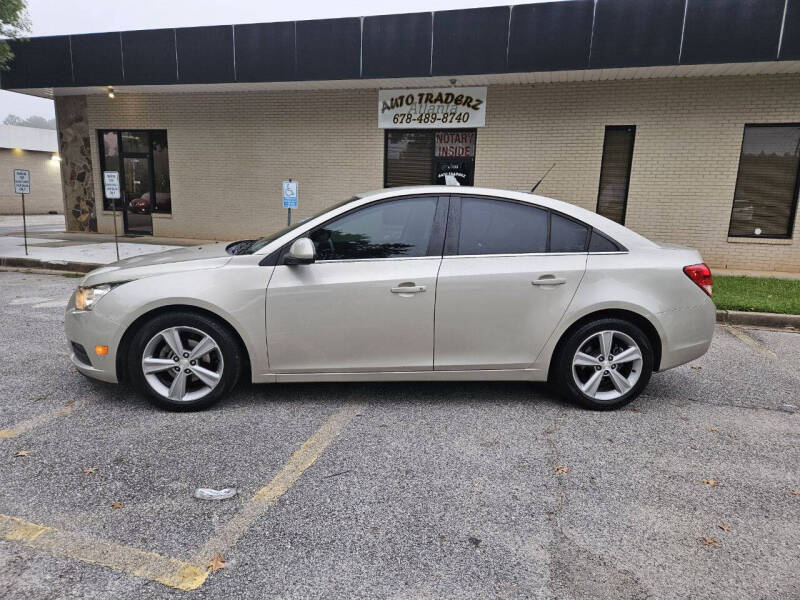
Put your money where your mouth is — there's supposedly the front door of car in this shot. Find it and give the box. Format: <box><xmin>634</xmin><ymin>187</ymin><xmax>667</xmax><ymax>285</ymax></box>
<box><xmin>434</xmin><ymin>196</ymin><xmax>588</xmax><ymax>371</ymax></box>
<box><xmin>266</xmin><ymin>195</ymin><xmax>447</xmax><ymax>373</ymax></box>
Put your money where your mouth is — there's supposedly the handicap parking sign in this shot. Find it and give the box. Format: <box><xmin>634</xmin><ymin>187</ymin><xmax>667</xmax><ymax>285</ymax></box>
<box><xmin>282</xmin><ymin>180</ymin><xmax>298</xmax><ymax>209</ymax></box>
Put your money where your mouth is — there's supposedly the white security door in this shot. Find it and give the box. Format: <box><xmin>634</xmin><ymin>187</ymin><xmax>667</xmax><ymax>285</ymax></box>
<box><xmin>267</xmin><ymin>196</ymin><xmax>445</xmax><ymax>373</ymax></box>
<box><xmin>434</xmin><ymin>197</ymin><xmax>587</xmax><ymax>370</ymax></box>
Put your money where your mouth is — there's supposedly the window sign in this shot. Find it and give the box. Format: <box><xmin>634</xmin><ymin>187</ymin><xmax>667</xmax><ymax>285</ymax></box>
<box><xmin>435</xmin><ymin>131</ymin><xmax>476</xmax><ymax>158</ymax></box>
<box><xmin>379</xmin><ymin>87</ymin><xmax>487</xmax><ymax>129</ymax></box>
<box><xmin>103</xmin><ymin>171</ymin><xmax>121</xmax><ymax>200</ymax></box>
<box><xmin>14</xmin><ymin>169</ymin><xmax>30</xmax><ymax>194</ymax></box>
<box><xmin>282</xmin><ymin>180</ymin><xmax>298</xmax><ymax>209</ymax></box>
<box><xmin>434</xmin><ymin>131</ymin><xmax>476</xmax><ymax>186</ymax></box>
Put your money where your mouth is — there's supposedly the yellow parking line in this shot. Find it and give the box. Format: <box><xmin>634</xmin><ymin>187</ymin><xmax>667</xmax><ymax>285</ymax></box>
<box><xmin>193</xmin><ymin>402</ymin><xmax>361</xmax><ymax>565</ymax></box>
<box><xmin>0</xmin><ymin>399</ymin><xmax>87</xmax><ymax>439</ymax></box>
<box><xmin>0</xmin><ymin>403</ymin><xmax>360</xmax><ymax>590</ymax></box>
<box><xmin>724</xmin><ymin>325</ymin><xmax>778</xmax><ymax>359</ymax></box>
<box><xmin>0</xmin><ymin>513</ymin><xmax>207</xmax><ymax>590</ymax></box>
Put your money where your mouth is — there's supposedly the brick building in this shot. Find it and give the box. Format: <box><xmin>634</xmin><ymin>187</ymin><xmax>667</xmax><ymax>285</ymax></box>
<box><xmin>2</xmin><ymin>0</ymin><xmax>800</xmax><ymax>271</ymax></box>
<box><xmin>0</xmin><ymin>125</ymin><xmax>62</xmax><ymax>214</ymax></box>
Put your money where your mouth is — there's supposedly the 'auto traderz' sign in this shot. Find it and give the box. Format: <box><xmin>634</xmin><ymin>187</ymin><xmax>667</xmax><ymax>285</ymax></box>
<box><xmin>378</xmin><ymin>87</ymin><xmax>487</xmax><ymax>129</ymax></box>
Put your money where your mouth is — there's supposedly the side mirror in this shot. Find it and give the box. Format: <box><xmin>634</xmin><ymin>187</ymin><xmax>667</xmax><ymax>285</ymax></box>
<box><xmin>285</xmin><ymin>237</ymin><xmax>315</xmax><ymax>265</ymax></box>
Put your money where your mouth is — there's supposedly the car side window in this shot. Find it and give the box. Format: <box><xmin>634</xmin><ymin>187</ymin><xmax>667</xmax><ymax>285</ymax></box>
<box><xmin>308</xmin><ymin>196</ymin><xmax>438</xmax><ymax>261</ymax></box>
<box><xmin>588</xmin><ymin>230</ymin><xmax>621</xmax><ymax>252</ymax></box>
<box><xmin>458</xmin><ymin>197</ymin><xmax>548</xmax><ymax>255</ymax></box>
<box><xmin>550</xmin><ymin>213</ymin><xmax>589</xmax><ymax>252</ymax></box>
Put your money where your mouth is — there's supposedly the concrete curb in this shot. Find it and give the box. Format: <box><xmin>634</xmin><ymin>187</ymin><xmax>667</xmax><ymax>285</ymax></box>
<box><xmin>0</xmin><ymin>256</ymin><xmax>99</xmax><ymax>274</ymax></box>
<box><xmin>716</xmin><ymin>309</ymin><xmax>800</xmax><ymax>329</ymax></box>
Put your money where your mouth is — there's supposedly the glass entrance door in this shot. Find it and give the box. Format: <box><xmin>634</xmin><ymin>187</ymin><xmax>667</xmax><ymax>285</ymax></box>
<box><xmin>123</xmin><ymin>156</ymin><xmax>153</xmax><ymax>235</ymax></box>
<box><xmin>99</xmin><ymin>130</ymin><xmax>171</xmax><ymax>236</ymax></box>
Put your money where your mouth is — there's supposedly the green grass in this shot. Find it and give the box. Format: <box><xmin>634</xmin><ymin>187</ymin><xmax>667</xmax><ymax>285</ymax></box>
<box><xmin>714</xmin><ymin>275</ymin><xmax>800</xmax><ymax>315</ymax></box>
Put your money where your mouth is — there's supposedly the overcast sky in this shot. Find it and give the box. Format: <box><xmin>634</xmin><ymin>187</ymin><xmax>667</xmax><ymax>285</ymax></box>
<box><xmin>2</xmin><ymin>0</ymin><xmax>560</xmax><ymax>121</ymax></box>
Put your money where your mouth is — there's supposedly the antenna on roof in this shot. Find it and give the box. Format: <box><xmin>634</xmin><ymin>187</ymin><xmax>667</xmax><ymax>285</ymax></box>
<box><xmin>531</xmin><ymin>163</ymin><xmax>555</xmax><ymax>193</ymax></box>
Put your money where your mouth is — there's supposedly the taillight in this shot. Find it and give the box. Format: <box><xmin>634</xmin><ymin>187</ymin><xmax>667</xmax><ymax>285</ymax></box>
<box><xmin>683</xmin><ymin>263</ymin><xmax>712</xmax><ymax>297</ymax></box>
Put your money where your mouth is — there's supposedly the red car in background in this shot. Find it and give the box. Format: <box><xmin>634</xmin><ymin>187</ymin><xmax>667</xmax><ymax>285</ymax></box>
<box><xmin>129</xmin><ymin>192</ymin><xmax>171</xmax><ymax>214</ymax></box>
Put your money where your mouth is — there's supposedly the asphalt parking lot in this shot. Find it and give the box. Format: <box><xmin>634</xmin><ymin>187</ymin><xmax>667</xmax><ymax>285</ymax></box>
<box><xmin>1</xmin><ymin>270</ymin><xmax>798</xmax><ymax>599</ymax></box>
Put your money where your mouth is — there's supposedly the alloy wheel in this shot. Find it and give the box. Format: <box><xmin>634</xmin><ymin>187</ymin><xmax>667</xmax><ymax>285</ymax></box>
<box><xmin>141</xmin><ymin>326</ymin><xmax>224</xmax><ymax>402</ymax></box>
<box><xmin>571</xmin><ymin>330</ymin><xmax>643</xmax><ymax>402</ymax></box>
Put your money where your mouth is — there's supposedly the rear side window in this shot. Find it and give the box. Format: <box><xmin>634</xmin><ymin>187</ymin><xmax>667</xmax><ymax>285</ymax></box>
<box><xmin>550</xmin><ymin>213</ymin><xmax>589</xmax><ymax>252</ymax></box>
<box><xmin>588</xmin><ymin>230</ymin><xmax>621</xmax><ymax>252</ymax></box>
<box><xmin>458</xmin><ymin>197</ymin><xmax>547</xmax><ymax>255</ymax></box>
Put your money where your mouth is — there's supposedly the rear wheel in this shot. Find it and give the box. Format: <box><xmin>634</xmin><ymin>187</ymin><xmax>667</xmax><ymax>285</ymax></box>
<box><xmin>128</xmin><ymin>311</ymin><xmax>242</xmax><ymax>410</ymax></box>
<box><xmin>554</xmin><ymin>317</ymin><xmax>653</xmax><ymax>410</ymax></box>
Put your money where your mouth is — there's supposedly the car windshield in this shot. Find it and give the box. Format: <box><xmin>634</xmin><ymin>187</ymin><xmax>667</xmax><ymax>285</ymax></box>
<box><xmin>237</xmin><ymin>196</ymin><xmax>359</xmax><ymax>254</ymax></box>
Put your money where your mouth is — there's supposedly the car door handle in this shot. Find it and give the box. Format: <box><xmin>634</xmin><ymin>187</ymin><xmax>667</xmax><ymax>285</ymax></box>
<box><xmin>532</xmin><ymin>277</ymin><xmax>567</xmax><ymax>286</ymax></box>
<box><xmin>391</xmin><ymin>284</ymin><xmax>426</xmax><ymax>294</ymax></box>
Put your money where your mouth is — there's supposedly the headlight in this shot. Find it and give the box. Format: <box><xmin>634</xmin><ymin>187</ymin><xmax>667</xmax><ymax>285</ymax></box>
<box><xmin>74</xmin><ymin>284</ymin><xmax>112</xmax><ymax>311</ymax></box>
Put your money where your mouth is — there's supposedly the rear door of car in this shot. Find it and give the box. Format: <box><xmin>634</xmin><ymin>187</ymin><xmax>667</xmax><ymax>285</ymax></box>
<box><xmin>433</xmin><ymin>195</ymin><xmax>588</xmax><ymax>371</ymax></box>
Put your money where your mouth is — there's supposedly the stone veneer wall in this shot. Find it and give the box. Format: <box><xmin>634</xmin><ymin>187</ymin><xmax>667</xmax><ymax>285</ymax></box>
<box><xmin>55</xmin><ymin>96</ymin><xmax>96</xmax><ymax>232</ymax></box>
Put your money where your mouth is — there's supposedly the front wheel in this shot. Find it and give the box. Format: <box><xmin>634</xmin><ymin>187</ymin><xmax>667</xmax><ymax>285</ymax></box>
<box><xmin>553</xmin><ymin>318</ymin><xmax>654</xmax><ymax>410</ymax></box>
<box><xmin>128</xmin><ymin>311</ymin><xmax>242</xmax><ymax>411</ymax></box>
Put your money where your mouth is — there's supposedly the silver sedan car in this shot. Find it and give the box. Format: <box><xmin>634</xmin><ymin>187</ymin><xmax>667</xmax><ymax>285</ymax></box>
<box><xmin>65</xmin><ymin>186</ymin><xmax>715</xmax><ymax>411</ymax></box>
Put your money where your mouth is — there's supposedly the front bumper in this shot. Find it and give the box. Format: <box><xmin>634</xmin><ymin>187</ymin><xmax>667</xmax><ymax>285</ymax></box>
<box><xmin>64</xmin><ymin>292</ymin><xmax>121</xmax><ymax>383</ymax></box>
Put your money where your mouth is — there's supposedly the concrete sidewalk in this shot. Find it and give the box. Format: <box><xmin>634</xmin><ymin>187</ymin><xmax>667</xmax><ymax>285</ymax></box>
<box><xmin>0</xmin><ymin>214</ymin><xmax>65</xmax><ymax>236</ymax></box>
<box><xmin>0</xmin><ymin>235</ymin><xmax>181</xmax><ymax>267</ymax></box>
<box><xmin>0</xmin><ymin>222</ymin><xmax>225</xmax><ymax>272</ymax></box>
<box><xmin>714</xmin><ymin>268</ymin><xmax>800</xmax><ymax>280</ymax></box>
<box><xmin>0</xmin><ymin>214</ymin><xmax>216</xmax><ymax>247</ymax></box>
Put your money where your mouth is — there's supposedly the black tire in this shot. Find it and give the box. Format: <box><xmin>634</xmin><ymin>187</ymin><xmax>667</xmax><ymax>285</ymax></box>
<box><xmin>553</xmin><ymin>317</ymin><xmax>654</xmax><ymax>410</ymax></box>
<box><xmin>128</xmin><ymin>311</ymin><xmax>242</xmax><ymax>411</ymax></box>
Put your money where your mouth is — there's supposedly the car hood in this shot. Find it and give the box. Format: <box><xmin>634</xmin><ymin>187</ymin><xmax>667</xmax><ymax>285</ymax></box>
<box><xmin>80</xmin><ymin>243</ymin><xmax>233</xmax><ymax>286</ymax></box>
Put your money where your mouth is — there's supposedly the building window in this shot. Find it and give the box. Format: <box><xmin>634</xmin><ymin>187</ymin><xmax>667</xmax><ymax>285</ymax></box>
<box><xmin>384</xmin><ymin>129</ymin><xmax>476</xmax><ymax>187</ymax></box>
<box><xmin>98</xmin><ymin>130</ymin><xmax>171</xmax><ymax>213</ymax></box>
<box><xmin>596</xmin><ymin>126</ymin><xmax>636</xmax><ymax>225</ymax></box>
<box><xmin>728</xmin><ymin>125</ymin><xmax>800</xmax><ymax>239</ymax></box>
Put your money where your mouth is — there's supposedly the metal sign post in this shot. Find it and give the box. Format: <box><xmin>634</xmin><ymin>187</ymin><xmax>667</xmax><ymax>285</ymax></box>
<box><xmin>21</xmin><ymin>192</ymin><xmax>28</xmax><ymax>256</ymax></box>
<box><xmin>13</xmin><ymin>169</ymin><xmax>31</xmax><ymax>256</ymax></box>
<box><xmin>282</xmin><ymin>179</ymin><xmax>298</xmax><ymax>226</ymax></box>
<box><xmin>103</xmin><ymin>171</ymin><xmax>121</xmax><ymax>261</ymax></box>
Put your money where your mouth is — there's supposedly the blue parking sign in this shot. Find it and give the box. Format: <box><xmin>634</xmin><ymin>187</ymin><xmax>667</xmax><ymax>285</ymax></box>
<box><xmin>282</xmin><ymin>180</ymin><xmax>298</xmax><ymax>209</ymax></box>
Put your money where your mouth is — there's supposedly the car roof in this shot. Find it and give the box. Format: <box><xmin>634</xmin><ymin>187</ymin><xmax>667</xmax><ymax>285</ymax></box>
<box><xmin>357</xmin><ymin>186</ymin><xmax>656</xmax><ymax>250</ymax></box>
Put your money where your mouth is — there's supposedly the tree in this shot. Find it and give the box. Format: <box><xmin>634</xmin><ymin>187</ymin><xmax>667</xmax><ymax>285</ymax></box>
<box><xmin>0</xmin><ymin>0</ymin><xmax>30</xmax><ymax>70</ymax></box>
<box><xmin>4</xmin><ymin>114</ymin><xmax>56</xmax><ymax>129</ymax></box>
